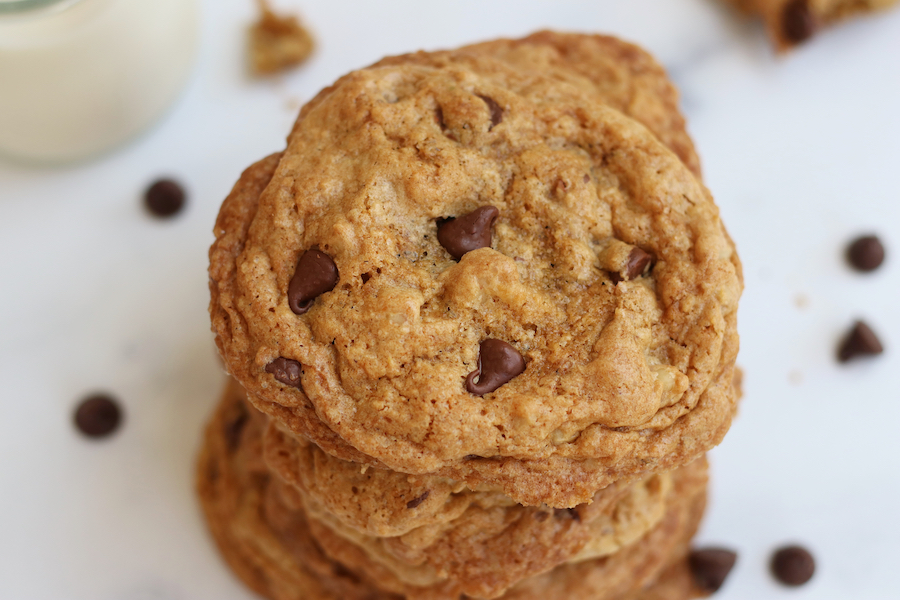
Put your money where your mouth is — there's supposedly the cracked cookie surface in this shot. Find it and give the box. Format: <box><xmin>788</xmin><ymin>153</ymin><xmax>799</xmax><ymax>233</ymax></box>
<box><xmin>209</xmin><ymin>32</ymin><xmax>742</xmax><ymax>507</ymax></box>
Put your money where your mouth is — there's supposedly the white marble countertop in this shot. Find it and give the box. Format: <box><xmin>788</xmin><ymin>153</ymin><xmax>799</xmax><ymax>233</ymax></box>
<box><xmin>1</xmin><ymin>1</ymin><xmax>899</xmax><ymax>598</ymax></box>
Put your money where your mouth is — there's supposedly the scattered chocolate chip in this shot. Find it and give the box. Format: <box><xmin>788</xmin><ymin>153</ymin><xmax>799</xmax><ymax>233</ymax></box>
<box><xmin>782</xmin><ymin>0</ymin><xmax>817</xmax><ymax>44</ymax></box>
<box><xmin>435</xmin><ymin>106</ymin><xmax>446</xmax><ymax>129</ymax></box>
<box><xmin>224</xmin><ymin>403</ymin><xmax>249</xmax><ymax>453</ymax></box>
<box><xmin>583</xmin><ymin>174</ymin><xmax>590</xmax><ymax>183</ymax></box>
<box><xmin>465</xmin><ymin>339</ymin><xmax>526</xmax><ymax>396</ymax></box>
<box><xmin>288</xmin><ymin>248</ymin><xmax>339</xmax><ymax>314</ymax></box>
<box><xmin>266</xmin><ymin>357</ymin><xmax>303</xmax><ymax>387</ymax></box>
<box><xmin>144</xmin><ymin>179</ymin><xmax>186</xmax><ymax>218</ymax></box>
<box><xmin>837</xmin><ymin>320</ymin><xmax>884</xmax><ymax>362</ymax></box>
<box><xmin>625</xmin><ymin>247</ymin><xmax>653</xmax><ymax>280</ymax></box>
<box><xmin>406</xmin><ymin>490</ymin><xmax>430</xmax><ymax>509</ymax></box>
<box><xmin>437</xmin><ymin>206</ymin><xmax>500</xmax><ymax>260</ymax></box>
<box><xmin>771</xmin><ymin>545</ymin><xmax>815</xmax><ymax>586</ymax></box>
<box><xmin>846</xmin><ymin>235</ymin><xmax>885</xmax><ymax>272</ymax></box>
<box><xmin>689</xmin><ymin>548</ymin><xmax>737</xmax><ymax>593</ymax></box>
<box><xmin>477</xmin><ymin>95</ymin><xmax>503</xmax><ymax>129</ymax></box>
<box><xmin>74</xmin><ymin>393</ymin><xmax>122</xmax><ymax>438</ymax></box>
<box><xmin>361</xmin><ymin>272</ymin><xmax>371</xmax><ymax>284</ymax></box>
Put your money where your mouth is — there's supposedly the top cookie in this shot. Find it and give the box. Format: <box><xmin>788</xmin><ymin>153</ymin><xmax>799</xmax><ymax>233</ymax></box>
<box><xmin>210</xmin><ymin>33</ymin><xmax>742</xmax><ymax>507</ymax></box>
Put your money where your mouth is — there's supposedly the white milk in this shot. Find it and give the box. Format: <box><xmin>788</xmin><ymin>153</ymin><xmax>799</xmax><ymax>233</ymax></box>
<box><xmin>0</xmin><ymin>0</ymin><xmax>199</xmax><ymax>163</ymax></box>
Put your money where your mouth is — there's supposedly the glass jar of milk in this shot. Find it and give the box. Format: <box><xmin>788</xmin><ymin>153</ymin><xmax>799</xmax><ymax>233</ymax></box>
<box><xmin>0</xmin><ymin>0</ymin><xmax>199</xmax><ymax>163</ymax></box>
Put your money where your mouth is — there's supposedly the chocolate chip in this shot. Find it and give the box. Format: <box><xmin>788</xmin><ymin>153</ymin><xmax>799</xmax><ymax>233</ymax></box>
<box><xmin>689</xmin><ymin>548</ymin><xmax>737</xmax><ymax>593</ymax></box>
<box><xmin>847</xmin><ymin>235</ymin><xmax>885</xmax><ymax>272</ymax></box>
<box><xmin>465</xmin><ymin>339</ymin><xmax>526</xmax><ymax>396</ymax></box>
<box><xmin>625</xmin><ymin>247</ymin><xmax>653</xmax><ymax>280</ymax></box>
<box><xmin>437</xmin><ymin>206</ymin><xmax>500</xmax><ymax>260</ymax></box>
<box><xmin>74</xmin><ymin>393</ymin><xmax>122</xmax><ymax>438</ymax></box>
<box><xmin>406</xmin><ymin>490</ymin><xmax>430</xmax><ymax>509</ymax></box>
<box><xmin>288</xmin><ymin>249</ymin><xmax>339</xmax><ymax>314</ymax></box>
<box><xmin>771</xmin><ymin>545</ymin><xmax>815</xmax><ymax>586</ymax></box>
<box><xmin>554</xmin><ymin>507</ymin><xmax>581</xmax><ymax>522</ymax></box>
<box><xmin>224</xmin><ymin>403</ymin><xmax>249</xmax><ymax>453</ymax></box>
<box><xmin>837</xmin><ymin>320</ymin><xmax>884</xmax><ymax>362</ymax></box>
<box><xmin>477</xmin><ymin>95</ymin><xmax>503</xmax><ymax>129</ymax></box>
<box><xmin>266</xmin><ymin>357</ymin><xmax>303</xmax><ymax>387</ymax></box>
<box><xmin>144</xmin><ymin>179</ymin><xmax>186</xmax><ymax>218</ymax></box>
<box><xmin>782</xmin><ymin>0</ymin><xmax>817</xmax><ymax>44</ymax></box>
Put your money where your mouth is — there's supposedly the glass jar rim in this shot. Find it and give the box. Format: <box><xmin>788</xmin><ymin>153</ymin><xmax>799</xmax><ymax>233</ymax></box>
<box><xmin>0</xmin><ymin>0</ymin><xmax>81</xmax><ymax>15</ymax></box>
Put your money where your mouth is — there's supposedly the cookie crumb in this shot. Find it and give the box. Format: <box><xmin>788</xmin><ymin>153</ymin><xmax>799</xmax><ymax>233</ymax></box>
<box><xmin>249</xmin><ymin>0</ymin><xmax>314</xmax><ymax>76</ymax></box>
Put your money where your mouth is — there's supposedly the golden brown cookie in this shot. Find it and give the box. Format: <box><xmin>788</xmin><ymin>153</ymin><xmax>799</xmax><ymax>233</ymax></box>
<box><xmin>726</xmin><ymin>0</ymin><xmax>899</xmax><ymax>50</ymax></box>
<box><xmin>197</xmin><ymin>379</ymin><xmax>708</xmax><ymax>600</ymax></box>
<box><xmin>374</xmin><ymin>31</ymin><xmax>702</xmax><ymax>177</ymax></box>
<box><xmin>266</xmin><ymin>424</ymin><xmax>672</xmax><ymax>598</ymax></box>
<box><xmin>209</xmin><ymin>34</ymin><xmax>742</xmax><ymax>507</ymax></box>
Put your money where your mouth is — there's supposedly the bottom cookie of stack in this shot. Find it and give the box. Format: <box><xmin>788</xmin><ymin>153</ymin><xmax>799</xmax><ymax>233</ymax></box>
<box><xmin>198</xmin><ymin>380</ymin><xmax>709</xmax><ymax>600</ymax></box>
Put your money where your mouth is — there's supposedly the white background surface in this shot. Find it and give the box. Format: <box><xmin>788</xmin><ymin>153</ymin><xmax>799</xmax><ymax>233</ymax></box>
<box><xmin>1</xmin><ymin>0</ymin><xmax>899</xmax><ymax>598</ymax></box>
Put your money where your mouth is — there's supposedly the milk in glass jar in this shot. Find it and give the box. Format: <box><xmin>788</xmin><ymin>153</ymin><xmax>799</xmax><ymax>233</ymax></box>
<box><xmin>0</xmin><ymin>0</ymin><xmax>199</xmax><ymax>163</ymax></box>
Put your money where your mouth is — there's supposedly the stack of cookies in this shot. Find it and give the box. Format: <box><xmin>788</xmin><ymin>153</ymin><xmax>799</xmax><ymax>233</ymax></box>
<box><xmin>198</xmin><ymin>32</ymin><xmax>743</xmax><ymax>600</ymax></box>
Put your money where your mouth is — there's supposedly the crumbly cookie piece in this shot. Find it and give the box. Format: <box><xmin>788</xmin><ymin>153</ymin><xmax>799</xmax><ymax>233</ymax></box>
<box><xmin>197</xmin><ymin>380</ymin><xmax>708</xmax><ymax>600</ymax></box>
<box><xmin>726</xmin><ymin>0</ymin><xmax>899</xmax><ymax>50</ymax></box>
<box><xmin>209</xmin><ymin>36</ymin><xmax>742</xmax><ymax>507</ymax></box>
<box><xmin>248</xmin><ymin>0</ymin><xmax>314</xmax><ymax>75</ymax></box>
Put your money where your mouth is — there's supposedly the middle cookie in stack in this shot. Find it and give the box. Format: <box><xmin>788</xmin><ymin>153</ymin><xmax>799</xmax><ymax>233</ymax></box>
<box><xmin>203</xmin><ymin>31</ymin><xmax>742</xmax><ymax>600</ymax></box>
<box><xmin>199</xmin><ymin>378</ymin><xmax>710</xmax><ymax>600</ymax></box>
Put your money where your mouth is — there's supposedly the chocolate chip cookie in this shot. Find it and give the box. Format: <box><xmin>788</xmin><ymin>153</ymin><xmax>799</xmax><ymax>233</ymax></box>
<box><xmin>198</xmin><ymin>378</ymin><xmax>709</xmax><ymax>600</ymax></box>
<box><xmin>209</xmin><ymin>35</ymin><xmax>742</xmax><ymax>508</ymax></box>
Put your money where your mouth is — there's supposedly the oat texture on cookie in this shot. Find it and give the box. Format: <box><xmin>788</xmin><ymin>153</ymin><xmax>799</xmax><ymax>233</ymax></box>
<box><xmin>209</xmin><ymin>34</ymin><xmax>741</xmax><ymax>508</ymax></box>
<box><xmin>202</xmin><ymin>31</ymin><xmax>740</xmax><ymax>600</ymax></box>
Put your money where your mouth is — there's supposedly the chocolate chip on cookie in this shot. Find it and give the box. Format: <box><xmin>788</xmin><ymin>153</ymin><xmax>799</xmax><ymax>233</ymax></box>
<box><xmin>599</xmin><ymin>240</ymin><xmax>654</xmax><ymax>282</ymax></box>
<box><xmin>288</xmin><ymin>249</ymin><xmax>339</xmax><ymax>314</ymax></box>
<box><xmin>405</xmin><ymin>490</ymin><xmax>430</xmax><ymax>509</ymax></box>
<box><xmin>74</xmin><ymin>393</ymin><xmax>122</xmax><ymax>438</ymax></box>
<box><xmin>554</xmin><ymin>507</ymin><xmax>581</xmax><ymax>522</ymax></box>
<box><xmin>689</xmin><ymin>547</ymin><xmax>737</xmax><ymax>593</ymax></box>
<box><xmin>782</xmin><ymin>0</ymin><xmax>818</xmax><ymax>44</ymax></box>
<box><xmin>846</xmin><ymin>235</ymin><xmax>885</xmax><ymax>272</ymax></box>
<box><xmin>477</xmin><ymin>95</ymin><xmax>503</xmax><ymax>129</ymax></box>
<box><xmin>837</xmin><ymin>320</ymin><xmax>884</xmax><ymax>362</ymax></box>
<box><xmin>266</xmin><ymin>357</ymin><xmax>304</xmax><ymax>387</ymax></box>
<box><xmin>624</xmin><ymin>247</ymin><xmax>653</xmax><ymax>280</ymax></box>
<box><xmin>144</xmin><ymin>178</ymin><xmax>186</xmax><ymax>218</ymax></box>
<box><xmin>465</xmin><ymin>339</ymin><xmax>526</xmax><ymax>396</ymax></box>
<box><xmin>437</xmin><ymin>206</ymin><xmax>500</xmax><ymax>260</ymax></box>
<box><xmin>771</xmin><ymin>545</ymin><xmax>815</xmax><ymax>586</ymax></box>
